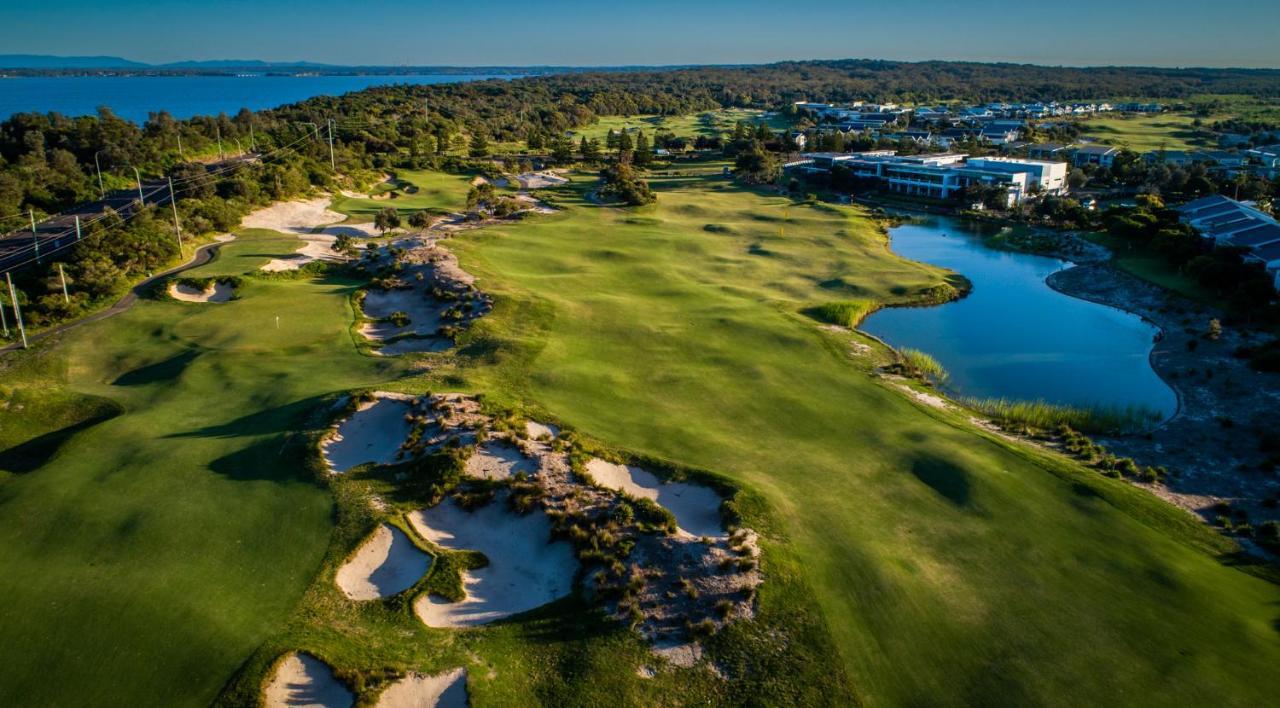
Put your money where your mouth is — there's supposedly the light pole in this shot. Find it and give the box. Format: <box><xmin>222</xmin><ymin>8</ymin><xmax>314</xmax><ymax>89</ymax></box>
<box><xmin>216</xmin><ymin>125</ymin><xmax>225</xmax><ymax>161</ymax></box>
<box><xmin>94</xmin><ymin>150</ymin><xmax>106</xmax><ymax>199</ymax></box>
<box><xmin>6</xmin><ymin>272</ymin><xmax>26</xmax><ymax>350</ymax></box>
<box><xmin>132</xmin><ymin>167</ymin><xmax>144</xmax><ymax>204</ymax></box>
<box><xmin>168</xmin><ymin>176</ymin><xmax>182</xmax><ymax>248</ymax></box>
<box><xmin>327</xmin><ymin>119</ymin><xmax>336</xmax><ymax>171</ymax></box>
<box><xmin>29</xmin><ymin>210</ymin><xmax>40</xmax><ymax>263</ymax></box>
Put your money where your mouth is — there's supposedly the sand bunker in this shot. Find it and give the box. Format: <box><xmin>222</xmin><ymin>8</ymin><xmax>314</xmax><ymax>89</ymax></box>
<box><xmin>169</xmin><ymin>281</ymin><xmax>233</xmax><ymax>303</ymax></box>
<box><xmin>465</xmin><ymin>441</ymin><xmax>538</xmax><ymax>480</ymax></box>
<box><xmin>409</xmin><ymin>498</ymin><xmax>577</xmax><ymax>627</ymax></box>
<box><xmin>323</xmin><ymin>396</ymin><xmax>416</xmax><ymax>473</ymax></box>
<box><xmin>585</xmin><ymin>459</ymin><xmax>725</xmax><ymax>538</ymax></box>
<box><xmin>518</xmin><ymin>171</ymin><xmax>568</xmax><ymax>189</ymax></box>
<box><xmin>335</xmin><ymin>524</ymin><xmax>432</xmax><ymax>600</ymax></box>
<box><xmin>264</xmin><ymin>653</ymin><xmax>353</xmax><ymax>708</ymax></box>
<box><xmin>360</xmin><ymin>288</ymin><xmax>445</xmax><ymax>339</ymax></box>
<box><xmin>525</xmin><ymin>421</ymin><xmax>559</xmax><ymax>440</ymax></box>
<box><xmin>375</xmin><ymin>668</ymin><xmax>467</xmax><ymax>708</ymax></box>
<box><xmin>243</xmin><ymin>197</ymin><xmax>388</xmax><ymax>271</ymax></box>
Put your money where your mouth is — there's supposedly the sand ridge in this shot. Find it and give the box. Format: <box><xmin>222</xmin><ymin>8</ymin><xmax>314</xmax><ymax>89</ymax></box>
<box><xmin>335</xmin><ymin>524</ymin><xmax>432</xmax><ymax>600</ymax></box>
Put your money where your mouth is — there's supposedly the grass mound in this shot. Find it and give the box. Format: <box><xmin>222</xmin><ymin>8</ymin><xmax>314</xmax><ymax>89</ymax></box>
<box><xmin>804</xmin><ymin>299</ymin><xmax>877</xmax><ymax>328</ymax></box>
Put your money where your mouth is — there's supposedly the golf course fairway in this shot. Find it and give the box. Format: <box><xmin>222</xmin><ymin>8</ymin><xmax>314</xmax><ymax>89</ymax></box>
<box><xmin>1</xmin><ymin>166</ymin><xmax>1278</xmax><ymax>706</ymax></box>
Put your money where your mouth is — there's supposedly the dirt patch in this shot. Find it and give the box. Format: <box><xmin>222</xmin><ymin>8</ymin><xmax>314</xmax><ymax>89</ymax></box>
<box><xmin>585</xmin><ymin>459</ymin><xmax>726</xmax><ymax>539</ymax></box>
<box><xmin>322</xmin><ymin>395</ymin><xmax>417</xmax><ymax>473</ymax></box>
<box><xmin>465</xmin><ymin>440</ymin><xmax>539</xmax><ymax>480</ymax></box>
<box><xmin>1048</xmin><ymin>263</ymin><xmax>1280</xmax><ymax>524</ymax></box>
<box><xmin>374</xmin><ymin>668</ymin><xmax>467</xmax><ymax>707</ymax></box>
<box><xmin>263</xmin><ymin>653</ymin><xmax>352</xmax><ymax>708</ymax></box>
<box><xmin>409</xmin><ymin>496</ymin><xmax>577</xmax><ymax>627</ymax></box>
<box><xmin>169</xmin><ymin>281</ymin><xmax>233</xmax><ymax>303</ymax></box>
<box><xmin>335</xmin><ymin>524</ymin><xmax>432</xmax><ymax>600</ymax></box>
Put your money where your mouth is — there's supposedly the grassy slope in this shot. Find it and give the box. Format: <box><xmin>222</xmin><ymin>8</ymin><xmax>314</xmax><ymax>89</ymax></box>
<box><xmin>1082</xmin><ymin>113</ymin><xmax>1216</xmax><ymax>152</ymax></box>
<box><xmin>567</xmin><ymin>109</ymin><xmax>791</xmax><ymax>143</ymax></box>
<box><xmin>0</xmin><ymin>230</ymin><xmax>403</xmax><ymax>706</ymax></box>
<box><xmin>443</xmin><ymin>171</ymin><xmax>1280</xmax><ymax>706</ymax></box>
<box><xmin>330</xmin><ymin>169</ymin><xmax>474</xmax><ymax>221</ymax></box>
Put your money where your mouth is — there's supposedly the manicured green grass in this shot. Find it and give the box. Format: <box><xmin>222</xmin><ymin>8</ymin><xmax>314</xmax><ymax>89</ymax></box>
<box><xmin>441</xmin><ymin>171</ymin><xmax>1280</xmax><ymax>706</ymax></box>
<box><xmin>0</xmin><ymin>230</ymin><xmax>404</xmax><ymax>706</ymax></box>
<box><xmin>568</xmin><ymin>109</ymin><xmax>792</xmax><ymax>143</ymax></box>
<box><xmin>1082</xmin><ymin>113</ymin><xmax>1216</xmax><ymax>152</ymax></box>
<box><xmin>330</xmin><ymin>169</ymin><xmax>475</xmax><ymax>221</ymax></box>
<box><xmin>4</xmin><ymin>166</ymin><xmax>1280</xmax><ymax>707</ymax></box>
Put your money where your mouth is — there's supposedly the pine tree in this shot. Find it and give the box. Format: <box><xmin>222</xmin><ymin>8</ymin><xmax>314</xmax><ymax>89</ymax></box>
<box><xmin>634</xmin><ymin>130</ymin><xmax>652</xmax><ymax>167</ymax></box>
<box><xmin>468</xmin><ymin>133</ymin><xmax>490</xmax><ymax>158</ymax></box>
<box><xmin>617</xmin><ymin>130</ymin><xmax>633</xmax><ymax>154</ymax></box>
<box><xmin>605</xmin><ymin>129</ymin><xmax>619</xmax><ymax>150</ymax></box>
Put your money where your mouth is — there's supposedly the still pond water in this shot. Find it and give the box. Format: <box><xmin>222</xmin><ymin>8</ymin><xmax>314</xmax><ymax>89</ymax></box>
<box><xmin>0</xmin><ymin>74</ymin><xmax>512</xmax><ymax>124</ymax></box>
<box><xmin>860</xmin><ymin>214</ymin><xmax>1178</xmax><ymax>418</ymax></box>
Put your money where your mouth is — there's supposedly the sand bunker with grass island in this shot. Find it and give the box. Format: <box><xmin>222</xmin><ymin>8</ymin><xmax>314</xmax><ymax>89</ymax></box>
<box><xmin>241</xmin><ymin>197</ymin><xmax>386</xmax><ymax>271</ymax></box>
<box><xmin>374</xmin><ymin>668</ymin><xmax>467</xmax><ymax>708</ymax></box>
<box><xmin>169</xmin><ymin>281</ymin><xmax>233</xmax><ymax>303</ymax></box>
<box><xmin>323</xmin><ymin>395</ymin><xmax>415</xmax><ymax>473</ymax></box>
<box><xmin>585</xmin><ymin>459</ymin><xmax>726</xmax><ymax>538</ymax></box>
<box><xmin>525</xmin><ymin>420</ymin><xmax>559</xmax><ymax>440</ymax></box>
<box><xmin>335</xmin><ymin>524</ymin><xmax>432</xmax><ymax>600</ymax></box>
<box><xmin>263</xmin><ymin>653</ymin><xmax>353</xmax><ymax>708</ymax></box>
<box><xmin>409</xmin><ymin>497</ymin><xmax>577</xmax><ymax>627</ymax></box>
<box><xmin>464</xmin><ymin>440</ymin><xmax>539</xmax><ymax>480</ymax></box>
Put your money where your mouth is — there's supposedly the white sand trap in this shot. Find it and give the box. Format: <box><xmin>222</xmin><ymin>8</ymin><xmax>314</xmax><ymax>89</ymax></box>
<box><xmin>169</xmin><ymin>281</ymin><xmax>232</xmax><ymax>302</ymax></box>
<box><xmin>518</xmin><ymin>172</ymin><xmax>568</xmax><ymax>189</ymax></box>
<box><xmin>335</xmin><ymin>524</ymin><xmax>432</xmax><ymax>600</ymax></box>
<box><xmin>409</xmin><ymin>498</ymin><xmax>577</xmax><ymax>627</ymax></box>
<box><xmin>264</xmin><ymin>653</ymin><xmax>353</xmax><ymax>708</ymax></box>
<box><xmin>465</xmin><ymin>441</ymin><xmax>538</xmax><ymax>480</ymax></box>
<box><xmin>360</xmin><ymin>288</ymin><xmax>445</xmax><ymax>340</ymax></box>
<box><xmin>323</xmin><ymin>397</ymin><xmax>415</xmax><ymax>473</ymax></box>
<box><xmin>585</xmin><ymin>459</ymin><xmax>725</xmax><ymax>538</ymax></box>
<box><xmin>261</xmin><ymin>235</ymin><xmax>346</xmax><ymax>272</ymax></box>
<box><xmin>242</xmin><ymin>197</ymin><xmax>347</xmax><ymax>234</ymax></box>
<box><xmin>375</xmin><ymin>668</ymin><xmax>467</xmax><ymax>708</ymax></box>
<box><xmin>525</xmin><ymin>421</ymin><xmax>559</xmax><ymax>440</ymax></box>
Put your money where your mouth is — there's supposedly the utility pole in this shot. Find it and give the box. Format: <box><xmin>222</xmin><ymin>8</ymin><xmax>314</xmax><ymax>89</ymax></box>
<box><xmin>168</xmin><ymin>176</ymin><xmax>183</xmax><ymax>248</ymax></box>
<box><xmin>234</xmin><ymin>138</ymin><xmax>242</xmax><ymax>156</ymax></box>
<box><xmin>216</xmin><ymin>125</ymin><xmax>225</xmax><ymax>161</ymax></box>
<box><xmin>249</xmin><ymin>124</ymin><xmax>256</xmax><ymax>152</ymax></box>
<box><xmin>94</xmin><ymin>151</ymin><xmax>106</xmax><ymax>199</ymax></box>
<box><xmin>177</xmin><ymin>132</ymin><xmax>185</xmax><ymax>160</ymax></box>
<box><xmin>327</xmin><ymin>119</ymin><xmax>336</xmax><ymax>171</ymax></box>
<box><xmin>58</xmin><ymin>264</ymin><xmax>69</xmax><ymax>303</ymax></box>
<box><xmin>0</xmin><ymin>284</ymin><xmax>7</xmax><ymax>337</ymax></box>
<box><xmin>75</xmin><ymin>215</ymin><xmax>82</xmax><ymax>241</ymax></box>
<box><xmin>29</xmin><ymin>210</ymin><xmax>40</xmax><ymax>263</ymax></box>
<box><xmin>6</xmin><ymin>273</ymin><xmax>26</xmax><ymax>350</ymax></box>
<box><xmin>133</xmin><ymin>167</ymin><xmax>144</xmax><ymax>204</ymax></box>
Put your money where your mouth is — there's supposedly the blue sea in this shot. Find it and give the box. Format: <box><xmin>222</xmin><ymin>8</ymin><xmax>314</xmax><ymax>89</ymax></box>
<box><xmin>0</xmin><ymin>73</ymin><xmax>515</xmax><ymax>124</ymax></box>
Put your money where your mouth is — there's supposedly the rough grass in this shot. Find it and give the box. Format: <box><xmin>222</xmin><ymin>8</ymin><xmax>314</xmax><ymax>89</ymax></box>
<box><xmin>963</xmin><ymin>396</ymin><xmax>1160</xmax><ymax>434</ymax></box>
<box><xmin>1082</xmin><ymin>113</ymin><xmax>1215</xmax><ymax>152</ymax></box>
<box><xmin>567</xmin><ymin>109</ymin><xmax>792</xmax><ymax>143</ymax></box>
<box><xmin>331</xmin><ymin>169</ymin><xmax>474</xmax><ymax>221</ymax></box>
<box><xmin>806</xmin><ymin>299</ymin><xmax>877</xmax><ymax>328</ymax></box>
<box><xmin>898</xmin><ymin>347</ymin><xmax>949</xmax><ymax>384</ymax></box>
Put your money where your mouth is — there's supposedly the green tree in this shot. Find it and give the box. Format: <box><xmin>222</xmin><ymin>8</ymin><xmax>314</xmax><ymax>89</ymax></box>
<box><xmin>634</xmin><ymin>131</ymin><xmax>652</xmax><ymax>167</ymax></box>
<box><xmin>468</xmin><ymin>133</ymin><xmax>490</xmax><ymax>158</ymax></box>
<box><xmin>374</xmin><ymin>207</ymin><xmax>401</xmax><ymax>234</ymax></box>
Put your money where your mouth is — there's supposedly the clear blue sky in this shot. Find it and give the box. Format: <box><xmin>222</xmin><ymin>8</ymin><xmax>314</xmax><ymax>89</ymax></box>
<box><xmin>2</xmin><ymin>0</ymin><xmax>1277</xmax><ymax>68</ymax></box>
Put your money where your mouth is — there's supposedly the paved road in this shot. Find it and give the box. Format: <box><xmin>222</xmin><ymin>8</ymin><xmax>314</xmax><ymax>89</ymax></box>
<box><xmin>1</xmin><ymin>236</ymin><xmax>232</xmax><ymax>354</ymax></box>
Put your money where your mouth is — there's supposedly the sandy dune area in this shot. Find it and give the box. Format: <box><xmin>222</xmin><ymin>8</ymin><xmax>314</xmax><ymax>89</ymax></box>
<box><xmin>409</xmin><ymin>497</ymin><xmax>577</xmax><ymax>627</ymax></box>
<box><xmin>263</xmin><ymin>653</ymin><xmax>353</xmax><ymax>708</ymax></box>
<box><xmin>464</xmin><ymin>440</ymin><xmax>539</xmax><ymax>480</ymax></box>
<box><xmin>517</xmin><ymin>171</ymin><xmax>569</xmax><ymax>189</ymax></box>
<box><xmin>585</xmin><ymin>459</ymin><xmax>726</xmax><ymax>538</ymax></box>
<box><xmin>335</xmin><ymin>524</ymin><xmax>432</xmax><ymax>600</ymax></box>
<box><xmin>524</xmin><ymin>421</ymin><xmax>560</xmax><ymax>440</ymax></box>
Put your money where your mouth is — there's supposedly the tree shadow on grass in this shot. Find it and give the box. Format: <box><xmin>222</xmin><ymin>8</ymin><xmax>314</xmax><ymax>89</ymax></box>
<box><xmin>165</xmin><ymin>395</ymin><xmax>335</xmax><ymax>440</ymax></box>
<box><xmin>0</xmin><ymin>402</ymin><xmax>124</xmax><ymax>473</ymax></box>
<box><xmin>909</xmin><ymin>453</ymin><xmax>975</xmax><ymax>508</ymax></box>
<box><xmin>111</xmin><ymin>348</ymin><xmax>200</xmax><ymax>387</ymax></box>
<box><xmin>205</xmin><ymin>433</ymin><xmax>319</xmax><ymax>485</ymax></box>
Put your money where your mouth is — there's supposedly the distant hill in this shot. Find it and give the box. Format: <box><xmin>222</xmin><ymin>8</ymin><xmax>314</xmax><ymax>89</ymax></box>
<box><xmin>0</xmin><ymin>54</ymin><xmax>149</xmax><ymax>69</ymax></box>
<box><xmin>158</xmin><ymin>59</ymin><xmax>338</xmax><ymax>69</ymax></box>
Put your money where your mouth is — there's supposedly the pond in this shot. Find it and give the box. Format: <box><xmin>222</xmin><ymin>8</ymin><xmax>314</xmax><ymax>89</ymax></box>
<box><xmin>860</xmin><ymin>214</ymin><xmax>1178</xmax><ymax>418</ymax></box>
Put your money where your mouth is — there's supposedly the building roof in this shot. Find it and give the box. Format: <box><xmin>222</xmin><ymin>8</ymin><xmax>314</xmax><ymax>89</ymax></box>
<box><xmin>1248</xmin><ymin>240</ymin><xmax>1280</xmax><ymax>263</ymax></box>
<box><xmin>1075</xmin><ymin>145</ymin><xmax>1120</xmax><ymax>155</ymax></box>
<box><xmin>1175</xmin><ymin>194</ymin><xmax>1234</xmax><ymax>214</ymax></box>
<box><xmin>1227</xmin><ymin>223</ymin><xmax>1280</xmax><ymax>248</ymax></box>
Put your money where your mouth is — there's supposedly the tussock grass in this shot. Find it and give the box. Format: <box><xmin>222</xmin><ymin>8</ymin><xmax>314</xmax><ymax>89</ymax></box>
<box><xmin>898</xmin><ymin>347</ymin><xmax>948</xmax><ymax>384</ymax></box>
<box><xmin>963</xmin><ymin>397</ymin><xmax>1160</xmax><ymax>434</ymax></box>
<box><xmin>805</xmin><ymin>299</ymin><xmax>877</xmax><ymax>328</ymax></box>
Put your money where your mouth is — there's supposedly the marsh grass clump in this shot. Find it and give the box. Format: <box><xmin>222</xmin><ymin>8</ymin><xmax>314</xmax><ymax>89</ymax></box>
<box><xmin>964</xmin><ymin>397</ymin><xmax>1158</xmax><ymax>435</ymax></box>
<box><xmin>897</xmin><ymin>348</ymin><xmax>949</xmax><ymax>385</ymax></box>
<box><xmin>805</xmin><ymin>299</ymin><xmax>876</xmax><ymax>328</ymax></box>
